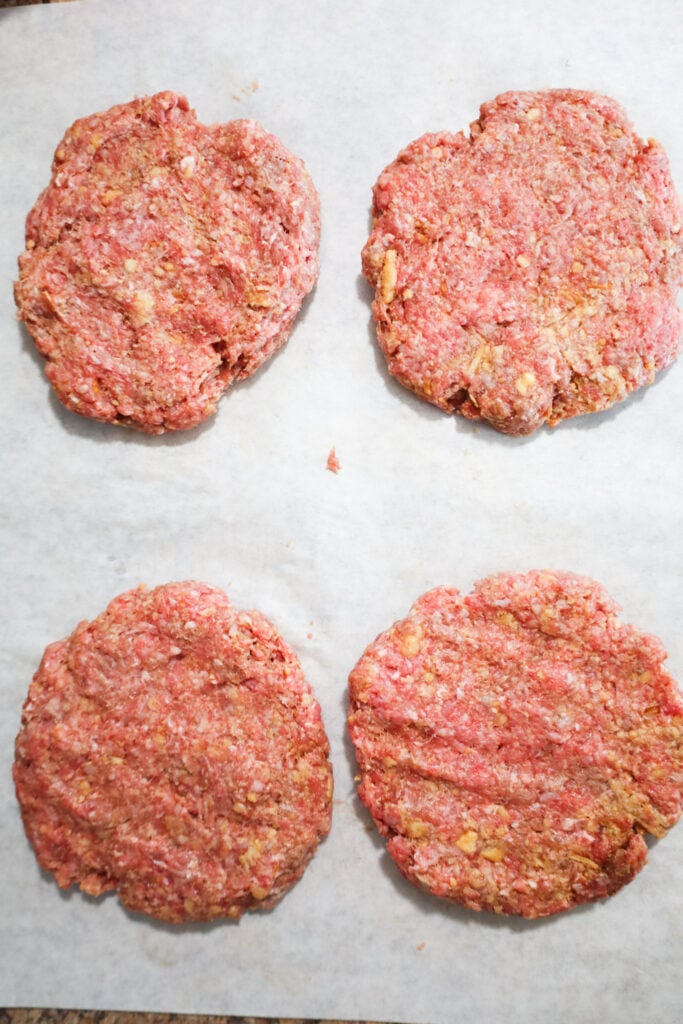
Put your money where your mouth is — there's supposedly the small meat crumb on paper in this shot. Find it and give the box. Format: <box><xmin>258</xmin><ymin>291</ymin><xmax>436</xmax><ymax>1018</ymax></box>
<box><xmin>326</xmin><ymin>447</ymin><xmax>341</xmax><ymax>473</ymax></box>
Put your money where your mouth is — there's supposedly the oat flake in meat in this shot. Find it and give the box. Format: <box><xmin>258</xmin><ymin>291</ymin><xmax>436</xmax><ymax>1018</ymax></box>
<box><xmin>15</xmin><ymin>92</ymin><xmax>320</xmax><ymax>433</ymax></box>
<box><xmin>348</xmin><ymin>571</ymin><xmax>683</xmax><ymax>918</ymax></box>
<box><xmin>13</xmin><ymin>582</ymin><xmax>333</xmax><ymax>923</ymax></box>
<box><xmin>362</xmin><ymin>90</ymin><xmax>683</xmax><ymax>434</ymax></box>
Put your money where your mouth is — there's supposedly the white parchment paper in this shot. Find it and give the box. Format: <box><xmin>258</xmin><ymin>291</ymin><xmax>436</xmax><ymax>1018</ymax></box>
<box><xmin>1</xmin><ymin>1</ymin><xmax>682</xmax><ymax>1021</ymax></box>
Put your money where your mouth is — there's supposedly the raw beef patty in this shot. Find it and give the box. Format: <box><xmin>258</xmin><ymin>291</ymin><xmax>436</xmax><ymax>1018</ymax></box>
<box><xmin>14</xmin><ymin>581</ymin><xmax>333</xmax><ymax>923</ymax></box>
<box><xmin>348</xmin><ymin>571</ymin><xmax>683</xmax><ymax>917</ymax></box>
<box><xmin>15</xmin><ymin>92</ymin><xmax>320</xmax><ymax>433</ymax></box>
<box><xmin>362</xmin><ymin>91</ymin><xmax>683</xmax><ymax>434</ymax></box>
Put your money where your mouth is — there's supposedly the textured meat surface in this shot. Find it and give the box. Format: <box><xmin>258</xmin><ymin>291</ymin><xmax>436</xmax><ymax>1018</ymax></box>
<box><xmin>15</xmin><ymin>92</ymin><xmax>320</xmax><ymax>433</ymax></box>
<box><xmin>14</xmin><ymin>582</ymin><xmax>332</xmax><ymax>923</ymax></box>
<box><xmin>362</xmin><ymin>90</ymin><xmax>683</xmax><ymax>435</ymax></box>
<box><xmin>348</xmin><ymin>571</ymin><xmax>683</xmax><ymax>917</ymax></box>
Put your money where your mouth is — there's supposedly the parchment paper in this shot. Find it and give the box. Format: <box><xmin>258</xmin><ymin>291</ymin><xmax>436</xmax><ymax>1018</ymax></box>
<box><xmin>1</xmin><ymin>1</ymin><xmax>682</xmax><ymax>1021</ymax></box>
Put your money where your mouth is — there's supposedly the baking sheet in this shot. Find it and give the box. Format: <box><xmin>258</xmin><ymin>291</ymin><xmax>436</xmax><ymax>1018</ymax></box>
<box><xmin>1</xmin><ymin>0</ymin><xmax>682</xmax><ymax>1020</ymax></box>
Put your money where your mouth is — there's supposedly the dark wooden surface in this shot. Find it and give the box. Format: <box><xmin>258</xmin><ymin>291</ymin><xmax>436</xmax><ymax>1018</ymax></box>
<box><xmin>0</xmin><ymin>2</ymin><xmax>75</xmax><ymax>7</ymax></box>
<box><xmin>1</xmin><ymin>1015</ymin><xmax>393</xmax><ymax>1024</ymax></box>
<box><xmin>1</xmin><ymin>1014</ymin><xmax>393</xmax><ymax>1024</ymax></box>
<box><xmin>0</xmin><ymin>1</ymin><xmax>75</xmax><ymax>7</ymax></box>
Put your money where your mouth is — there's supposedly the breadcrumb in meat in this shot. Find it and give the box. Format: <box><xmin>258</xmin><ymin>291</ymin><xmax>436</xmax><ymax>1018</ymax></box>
<box><xmin>15</xmin><ymin>92</ymin><xmax>320</xmax><ymax>433</ymax></box>
<box><xmin>13</xmin><ymin>581</ymin><xmax>333</xmax><ymax>923</ymax></box>
<box><xmin>348</xmin><ymin>571</ymin><xmax>683</xmax><ymax>917</ymax></box>
<box><xmin>362</xmin><ymin>90</ymin><xmax>683</xmax><ymax>435</ymax></box>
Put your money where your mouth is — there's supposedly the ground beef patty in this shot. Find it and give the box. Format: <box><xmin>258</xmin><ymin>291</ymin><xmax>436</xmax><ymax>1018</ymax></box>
<box><xmin>13</xmin><ymin>582</ymin><xmax>332</xmax><ymax>923</ymax></box>
<box><xmin>362</xmin><ymin>90</ymin><xmax>683</xmax><ymax>435</ymax></box>
<box><xmin>15</xmin><ymin>92</ymin><xmax>320</xmax><ymax>433</ymax></box>
<box><xmin>348</xmin><ymin>571</ymin><xmax>683</xmax><ymax>918</ymax></box>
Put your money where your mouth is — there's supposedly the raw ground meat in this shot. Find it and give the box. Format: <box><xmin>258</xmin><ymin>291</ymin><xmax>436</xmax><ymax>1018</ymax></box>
<box><xmin>348</xmin><ymin>571</ymin><xmax>683</xmax><ymax>917</ymax></box>
<box><xmin>362</xmin><ymin>90</ymin><xmax>683</xmax><ymax>435</ymax></box>
<box><xmin>13</xmin><ymin>581</ymin><xmax>333</xmax><ymax>923</ymax></box>
<box><xmin>326</xmin><ymin>447</ymin><xmax>341</xmax><ymax>473</ymax></box>
<box><xmin>15</xmin><ymin>92</ymin><xmax>320</xmax><ymax>433</ymax></box>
